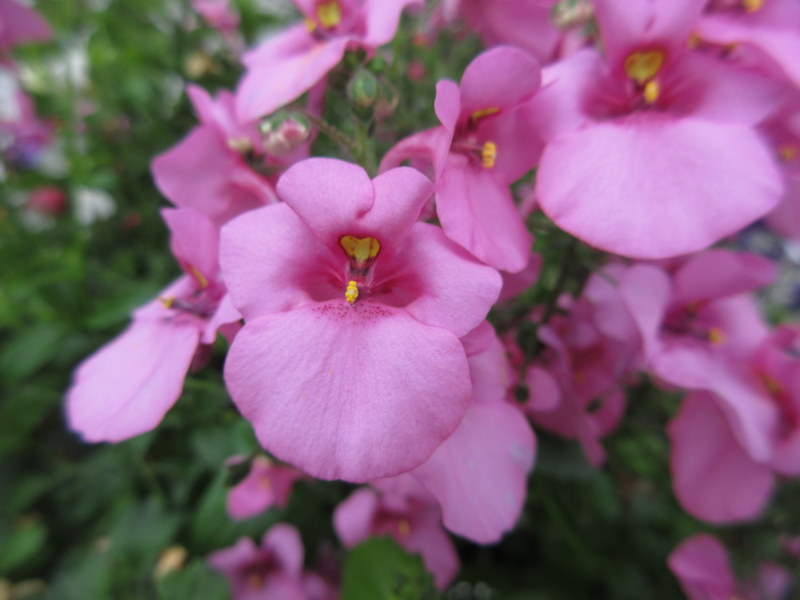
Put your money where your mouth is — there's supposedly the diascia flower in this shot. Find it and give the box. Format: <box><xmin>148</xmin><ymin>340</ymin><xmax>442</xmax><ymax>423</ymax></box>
<box><xmin>221</xmin><ymin>158</ymin><xmax>501</xmax><ymax>482</ymax></box>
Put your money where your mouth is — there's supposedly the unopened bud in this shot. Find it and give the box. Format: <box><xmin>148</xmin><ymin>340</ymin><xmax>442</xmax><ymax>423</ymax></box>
<box><xmin>347</xmin><ymin>69</ymin><xmax>379</xmax><ymax>119</ymax></box>
<box><xmin>259</xmin><ymin>111</ymin><xmax>310</xmax><ymax>156</ymax></box>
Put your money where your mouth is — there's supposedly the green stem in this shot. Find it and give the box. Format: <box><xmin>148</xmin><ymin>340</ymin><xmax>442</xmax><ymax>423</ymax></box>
<box><xmin>354</xmin><ymin>120</ymin><xmax>377</xmax><ymax>176</ymax></box>
<box><xmin>303</xmin><ymin>112</ymin><xmax>358</xmax><ymax>157</ymax></box>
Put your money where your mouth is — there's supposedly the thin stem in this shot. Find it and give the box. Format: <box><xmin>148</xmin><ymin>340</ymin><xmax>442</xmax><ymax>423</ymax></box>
<box><xmin>303</xmin><ymin>111</ymin><xmax>358</xmax><ymax>156</ymax></box>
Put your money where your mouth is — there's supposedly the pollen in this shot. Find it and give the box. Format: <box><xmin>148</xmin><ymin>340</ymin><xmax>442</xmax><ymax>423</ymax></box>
<box><xmin>317</xmin><ymin>0</ymin><xmax>341</xmax><ymax>28</ymax></box>
<box><xmin>345</xmin><ymin>280</ymin><xmax>359</xmax><ymax>303</ymax></box>
<box><xmin>708</xmin><ymin>328</ymin><xmax>725</xmax><ymax>345</ymax></box>
<box><xmin>397</xmin><ymin>519</ymin><xmax>411</xmax><ymax>537</ymax></box>
<box><xmin>160</xmin><ymin>295</ymin><xmax>175</xmax><ymax>309</ymax></box>
<box><xmin>340</xmin><ymin>235</ymin><xmax>381</xmax><ymax>262</ymax></box>
<box><xmin>189</xmin><ymin>265</ymin><xmax>209</xmax><ymax>289</ymax></box>
<box><xmin>643</xmin><ymin>79</ymin><xmax>660</xmax><ymax>104</ymax></box>
<box><xmin>470</xmin><ymin>106</ymin><xmax>500</xmax><ymax>122</ymax></box>
<box><xmin>624</xmin><ymin>50</ymin><xmax>665</xmax><ymax>84</ymax></box>
<box><xmin>778</xmin><ymin>144</ymin><xmax>798</xmax><ymax>162</ymax></box>
<box><xmin>742</xmin><ymin>0</ymin><xmax>764</xmax><ymax>12</ymax></box>
<box><xmin>481</xmin><ymin>141</ymin><xmax>497</xmax><ymax>168</ymax></box>
<box><xmin>304</xmin><ymin>17</ymin><xmax>317</xmax><ymax>31</ymax></box>
<box><xmin>226</xmin><ymin>136</ymin><xmax>252</xmax><ymax>153</ymax></box>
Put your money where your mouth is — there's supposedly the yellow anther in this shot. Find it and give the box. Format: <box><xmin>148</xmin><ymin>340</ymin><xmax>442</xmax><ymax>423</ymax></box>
<box><xmin>778</xmin><ymin>144</ymin><xmax>798</xmax><ymax>162</ymax></box>
<box><xmin>708</xmin><ymin>328</ymin><xmax>725</xmax><ymax>345</ymax></box>
<box><xmin>481</xmin><ymin>141</ymin><xmax>497</xmax><ymax>168</ymax></box>
<box><xmin>189</xmin><ymin>265</ymin><xmax>209</xmax><ymax>289</ymax></box>
<box><xmin>397</xmin><ymin>519</ymin><xmax>411</xmax><ymax>537</ymax></box>
<box><xmin>317</xmin><ymin>1</ymin><xmax>341</xmax><ymax>28</ymax></box>
<box><xmin>227</xmin><ymin>137</ymin><xmax>252</xmax><ymax>153</ymax></box>
<box><xmin>624</xmin><ymin>50</ymin><xmax>665</xmax><ymax>84</ymax></box>
<box><xmin>248</xmin><ymin>573</ymin><xmax>264</xmax><ymax>590</ymax></box>
<box><xmin>762</xmin><ymin>374</ymin><xmax>782</xmax><ymax>396</ymax></box>
<box><xmin>340</xmin><ymin>235</ymin><xmax>381</xmax><ymax>262</ymax></box>
<box><xmin>643</xmin><ymin>79</ymin><xmax>660</xmax><ymax>104</ymax></box>
<box><xmin>742</xmin><ymin>0</ymin><xmax>764</xmax><ymax>12</ymax></box>
<box><xmin>345</xmin><ymin>280</ymin><xmax>359</xmax><ymax>303</ymax></box>
<box><xmin>687</xmin><ymin>33</ymin><xmax>701</xmax><ymax>49</ymax></box>
<box><xmin>304</xmin><ymin>17</ymin><xmax>317</xmax><ymax>31</ymax></box>
<box><xmin>470</xmin><ymin>106</ymin><xmax>500</xmax><ymax>121</ymax></box>
<box><xmin>160</xmin><ymin>296</ymin><xmax>175</xmax><ymax>309</ymax></box>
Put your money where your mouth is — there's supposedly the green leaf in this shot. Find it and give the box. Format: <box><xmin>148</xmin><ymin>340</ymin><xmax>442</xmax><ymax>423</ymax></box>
<box><xmin>342</xmin><ymin>537</ymin><xmax>438</xmax><ymax>600</ymax></box>
<box><xmin>0</xmin><ymin>517</ymin><xmax>47</xmax><ymax>574</ymax></box>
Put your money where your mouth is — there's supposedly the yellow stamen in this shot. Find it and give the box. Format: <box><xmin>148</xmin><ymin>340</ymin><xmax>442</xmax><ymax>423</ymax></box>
<box><xmin>643</xmin><ymin>79</ymin><xmax>660</xmax><ymax>104</ymax></box>
<box><xmin>227</xmin><ymin>137</ymin><xmax>252</xmax><ymax>153</ymax></box>
<box><xmin>317</xmin><ymin>1</ymin><xmax>341</xmax><ymax>28</ymax></box>
<box><xmin>708</xmin><ymin>328</ymin><xmax>725</xmax><ymax>345</ymax></box>
<box><xmin>189</xmin><ymin>265</ymin><xmax>209</xmax><ymax>289</ymax></box>
<box><xmin>248</xmin><ymin>573</ymin><xmax>264</xmax><ymax>590</ymax></box>
<box><xmin>339</xmin><ymin>235</ymin><xmax>381</xmax><ymax>262</ymax></box>
<box><xmin>687</xmin><ymin>33</ymin><xmax>701</xmax><ymax>49</ymax></box>
<box><xmin>481</xmin><ymin>141</ymin><xmax>497</xmax><ymax>168</ymax></box>
<box><xmin>624</xmin><ymin>50</ymin><xmax>665</xmax><ymax>84</ymax></box>
<box><xmin>778</xmin><ymin>144</ymin><xmax>798</xmax><ymax>162</ymax></box>
<box><xmin>304</xmin><ymin>17</ymin><xmax>317</xmax><ymax>31</ymax></box>
<box><xmin>160</xmin><ymin>296</ymin><xmax>175</xmax><ymax>309</ymax></box>
<box><xmin>762</xmin><ymin>374</ymin><xmax>782</xmax><ymax>396</ymax></box>
<box><xmin>397</xmin><ymin>519</ymin><xmax>411</xmax><ymax>538</ymax></box>
<box><xmin>345</xmin><ymin>280</ymin><xmax>359</xmax><ymax>303</ymax></box>
<box><xmin>470</xmin><ymin>106</ymin><xmax>500</xmax><ymax>121</ymax></box>
<box><xmin>742</xmin><ymin>0</ymin><xmax>764</xmax><ymax>12</ymax></box>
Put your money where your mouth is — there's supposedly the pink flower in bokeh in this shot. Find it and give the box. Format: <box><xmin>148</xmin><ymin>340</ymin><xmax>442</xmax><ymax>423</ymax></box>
<box><xmin>669</xmin><ymin>533</ymin><xmax>791</xmax><ymax>600</ymax></box>
<box><xmin>381</xmin><ymin>46</ymin><xmax>542</xmax><ymax>272</ymax></box>
<box><xmin>236</xmin><ymin>0</ymin><xmax>421</xmax><ymax>122</ymax></box>
<box><xmin>152</xmin><ymin>85</ymin><xmax>279</xmax><ymax>226</ymax></box>
<box><xmin>334</xmin><ymin>475</ymin><xmax>459</xmax><ymax>589</ymax></box>
<box><xmin>66</xmin><ymin>208</ymin><xmax>240</xmax><ymax>442</ymax></box>
<box><xmin>221</xmin><ymin>158</ymin><xmax>501</xmax><ymax>482</ymax></box>
<box><xmin>210</xmin><ymin>524</ymin><xmax>334</xmax><ymax>600</ymax></box>
<box><xmin>532</xmin><ymin>0</ymin><xmax>784</xmax><ymax>258</ymax></box>
<box><xmin>0</xmin><ymin>0</ymin><xmax>52</xmax><ymax>51</ymax></box>
<box><xmin>227</xmin><ymin>456</ymin><xmax>304</xmax><ymax>520</ymax></box>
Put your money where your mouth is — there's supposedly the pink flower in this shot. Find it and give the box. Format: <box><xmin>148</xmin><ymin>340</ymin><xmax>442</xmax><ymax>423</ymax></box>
<box><xmin>411</xmin><ymin>322</ymin><xmax>536</xmax><ymax>544</ymax></box>
<box><xmin>669</xmin><ymin>533</ymin><xmax>792</xmax><ymax>600</ymax></box>
<box><xmin>441</xmin><ymin>0</ymin><xmax>564</xmax><ymax>64</ymax></box>
<box><xmin>66</xmin><ymin>208</ymin><xmax>241</xmax><ymax>442</ymax></box>
<box><xmin>333</xmin><ymin>475</ymin><xmax>459</xmax><ymax>589</ymax></box>
<box><xmin>227</xmin><ymin>456</ymin><xmax>303</xmax><ymax>520</ymax></box>
<box><xmin>221</xmin><ymin>158</ymin><xmax>501</xmax><ymax>482</ymax></box>
<box><xmin>210</xmin><ymin>524</ymin><xmax>333</xmax><ymax>600</ymax></box>
<box><xmin>0</xmin><ymin>0</ymin><xmax>52</xmax><ymax>51</ymax></box>
<box><xmin>151</xmin><ymin>85</ymin><xmax>280</xmax><ymax>226</ymax></box>
<box><xmin>698</xmin><ymin>0</ymin><xmax>800</xmax><ymax>88</ymax></box>
<box><xmin>381</xmin><ymin>46</ymin><xmax>542</xmax><ymax>272</ymax></box>
<box><xmin>192</xmin><ymin>0</ymin><xmax>239</xmax><ymax>35</ymax></box>
<box><xmin>235</xmin><ymin>0</ymin><xmax>421</xmax><ymax>122</ymax></box>
<box><xmin>531</xmin><ymin>0</ymin><xmax>784</xmax><ymax>258</ymax></box>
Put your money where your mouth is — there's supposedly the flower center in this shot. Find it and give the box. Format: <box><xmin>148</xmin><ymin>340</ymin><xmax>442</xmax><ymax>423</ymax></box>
<box><xmin>481</xmin><ymin>141</ymin><xmax>497</xmax><ymax>168</ymax></box>
<box><xmin>339</xmin><ymin>235</ymin><xmax>381</xmax><ymax>303</ymax></box>
<box><xmin>305</xmin><ymin>0</ymin><xmax>341</xmax><ymax>30</ymax></box>
<box><xmin>624</xmin><ymin>50</ymin><xmax>665</xmax><ymax>104</ymax></box>
<box><xmin>742</xmin><ymin>0</ymin><xmax>764</xmax><ymax>11</ymax></box>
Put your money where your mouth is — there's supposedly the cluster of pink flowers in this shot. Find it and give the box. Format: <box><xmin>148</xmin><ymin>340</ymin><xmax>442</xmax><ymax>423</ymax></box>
<box><xmin>65</xmin><ymin>0</ymin><xmax>800</xmax><ymax>595</ymax></box>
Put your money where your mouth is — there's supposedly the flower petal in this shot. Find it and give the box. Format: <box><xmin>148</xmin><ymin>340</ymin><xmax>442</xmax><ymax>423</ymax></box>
<box><xmin>224</xmin><ymin>304</ymin><xmax>471</xmax><ymax>482</ymax></box>
<box><xmin>536</xmin><ymin>116</ymin><xmax>783</xmax><ymax>258</ymax></box>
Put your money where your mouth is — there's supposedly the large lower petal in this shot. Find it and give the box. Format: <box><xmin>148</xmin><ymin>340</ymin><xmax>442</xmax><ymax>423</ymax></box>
<box><xmin>224</xmin><ymin>304</ymin><xmax>471</xmax><ymax>482</ymax></box>
<box><xmin>412</xmin><ymin>401</ymin><xmax>535</xmax><ymax>544</ymax></box>
<box><xmin>66</xmin><ymin>314</ymin><xmax>199</xmax><ymax>442</ymax></box>
<box><xmin>437</xmin><ymin>155</ymin><xmax>532</xmax><ymax>272</ymax></box>
<box><xmin>668</xmin><ymin>392</ymin><xmax>774</xmax><ymax>524</ymax></box>
<box><xmin>536</xmin><ymin>116</ymin><xmax>783</xmax><ymax>259</ymax></box>
<box><xmin>668</xmin><ymin>534</ymin><xmax>738</xmax><ymax>600</ymax></box>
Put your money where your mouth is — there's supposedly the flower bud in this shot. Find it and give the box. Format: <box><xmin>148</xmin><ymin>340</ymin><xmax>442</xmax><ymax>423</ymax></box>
<box><xmin>346</xmin><ymin>68</ymin><xmax>379</xmax><ymax>120</ymax></box>
<box><xmin>258</xmin><ymin>110</ymin><xmax>310</xmax><ymax>156</ymax></box>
